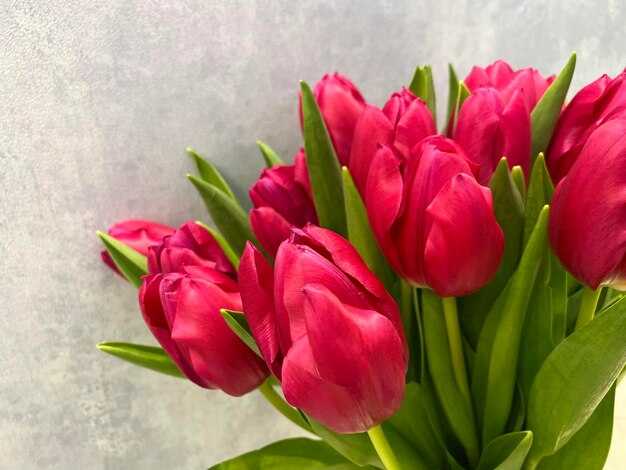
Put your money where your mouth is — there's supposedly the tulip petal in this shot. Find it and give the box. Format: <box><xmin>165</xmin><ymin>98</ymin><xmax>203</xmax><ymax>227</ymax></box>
<box><xmin>550</xmin><ymin>120</ymin><xmax>626</xmax><ymax>289</ymax></box>
<box><xmin>394</xmin><ymin>98</ymin><xmax>437</xmax><ymax>158</ymax></box>
<box><xmin>365</xmin><ymin>145</ymin><xmax>404</xmax><ymax>277</ymax></box>
<box><xmin>424</xmin><ymin>174</ymin><xmax>504</xmax><ymax>297</ymax></box>
<box><xmin>250</xmin><ymin>207</ymin><xmax>294</xmax><ymax>260</ymax></box>
<box><xmin>349</xmin><ymin>105</ymin><xmax>394</xmax><ymax>193</ymax></box>
<box><xmin>281</xmin><ymin>284</ymin><xmax>405</xmax><ymax>434</ymax></box>
<box><xmin>297</xmin><ymin>224</ymin><xmax>405</xmax><ymax>341</ymax></box>
<box><xmin>139</xmin><ymin>274</ymin><xmax>205</xmax><ymax>386</ymax></box>
<box><xmin>166</xmin><ymin>275</ymin><xmax>268</xmax><ymax>396</ymax></box>
<box><xmin>454</xmin><ymin>88</ymin><xmax>504</xmax><ymax>184</ymax></box>
<box><xmin>274</xmin><ymin>241</ymin><xmax>366</xmax><ymax>349</ymax></box>
<box><xmin>501</xmin><ymin>90</ymin><xmax>531</xmax><ymax>179</ymax></box>
<box><xmin>238</xmin><ymin>242</ymin><xmax>283</xmax><ymax>377</ymax></box>
<box><xmin>314</xmin><ymin>73</ymin><xmax>366</xmax><ymax>166</ymax></box>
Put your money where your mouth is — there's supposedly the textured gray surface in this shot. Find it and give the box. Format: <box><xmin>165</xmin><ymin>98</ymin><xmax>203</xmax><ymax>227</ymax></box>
<box><xmin>1</xmin><ymin>1</ymin><xmax>625</xmax><ymax>468</ymax></box>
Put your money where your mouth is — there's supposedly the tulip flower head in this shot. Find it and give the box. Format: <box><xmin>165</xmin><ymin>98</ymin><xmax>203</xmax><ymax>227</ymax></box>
<box><xmin>547</xmin><ymin>71</ymin><xmax>626</xmax><ymax>183</ymax></box>
<box><xmin>464</xmin><ymin>59</ymin><xmax>555</xmax><ymax>110</ymax></box>
<box><xmin>550</xmin><ymin>119</ymin><xmax>626</xmax><ymax>290</ymax></box>
<box><xmin>148</xmin><ymin>220</ymin><xmax>235</xmax><ymax>278</ymax></box>
<box><xmin>299</xmin><ymin>73</ymin><xmax>366</xmax><ymax>166</ymax></box>
<box><xmin>349</xmin><ymin>88</ymin><xmax>437</xmax><ymax>193</ymax></box>
<box><xmin>101</xmin><ymin>219</ymin><xmax>174</xmax><ymax>276</ymax></box>
<box><xmin>366</xmin><ymin>136</ymin><xmax>504</xmax><ymax>297</ymax></box>
<box><xmin>454</xmin><ymin>87</ymin><xmax>531</xmax><ymax>184</ymax></box>
<box><xmin>249</xmin><ymin>149</ymin><xmax>319</xmax><ymax>258</ymax></box>
<box><xmin>238</xmin><ymin>225</ymin><xmax>407</xmax><ymax>433</ymax></box>
<box><xmin>139</xmin><ymin>265</ymin><xmax>269</xmax><ymax>396</ymax></box>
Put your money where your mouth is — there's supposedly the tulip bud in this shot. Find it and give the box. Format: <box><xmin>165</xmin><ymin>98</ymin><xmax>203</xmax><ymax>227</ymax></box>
<box><xmin>147</xmin><ymin>220</ymin><xmax>235</xmax><ymax>278</ymax></box>
<box><xmin>454</xmin><ymin>87</ymin><xmax>531</xmax><ymax>184</ymax></box>
<box><xmin>238</xmin><ymin>225</ymin><xmax>407</xmax><ymax>433</ymax></box>
<box><xmin>249</xmin><ymin>149</ymin><xmax>319</xmax><ymax>258</ymax></box>
<box><xmin>465</xmin><ymin>60</ymin><xmax>554</xmax><ymax>110</ymax></box>
<box><xmin>139</xmin><ymin>265</ymin><xmax>269</xmax><ymax>396</ymax></box>
<box><xmin>549</xmin><ymin>119</ymin><xmax>626</xmax><ymax>290</ymax></box>
<box><xmin>547</xmin><ymin>71</ymin><xmax>626</xmax><ymax>183</ymax></box>
<box><xmin>101</xmin><ymin>220</ymin><xmax>174</xmax><ymax>276</ymax></box>
<box><xmin>299</xmin><ymin>73</ymin><xmax>366</xmax><ymax>166</ymax></box>
<box><xmin>366</xmin><ymin>136</ymin><xmax>504</xmax><ymax>297</ymax></box>
<box><xmin>350</xmin><ymin>88</ymin><xmax>436</xmax><ymax>193</ymax></box>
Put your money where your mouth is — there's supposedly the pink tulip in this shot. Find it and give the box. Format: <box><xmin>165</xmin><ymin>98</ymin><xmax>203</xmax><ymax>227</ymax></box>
<box><xmin>147</xmin><ymin>220</ymin><xmax>235</xmax><ymax>278</ymax></box>
<box><xmin>139</xmin><ymin>265</ymin><xmax>269</xmax><ymax>396</ymax></box>
<box><xmin>238</xmin><ymin>225</ymin><xmax>407</xmax><ymax>433</ymax></box>
<box><xmin>366</xmin><ymin>136</ymin><xmax>504</xmax><ymax>297</ymax></box>
<box><xmin>249</xmin><ymin>149</ymin><xmax>318</xmax><ymax>258</ymax></box>
<box><xmin>454</xmin><ymin>87</ymin><xmax>531</xmax><ymax>184</ymax></box>
<box><xmin>546</xmin><ymin>71</ymin><xmax>626</xmax><ymax>183</ymax></box>
<box><xmin>464</xmin><ymin>60</ymin><xmax>555</xmax><ymax>110</ymax></box>
<box><xmin>350</xmin><ymin>88</ymin><xmax>436</xmax><ymax>193</ymax></box>
<box><xmin>299</xmin><ymin>73</ymin><xmax>366</xmax><ymax>166</ymax></box>
<box><xmin>549</xmin><ymin>119</ymin><xmax>626</xmax><ymax>290</ymax></box>
<box><xmin>101</xmin><ymin>219</ymin><xmax>174</xmax><ymax>276</ymax></box>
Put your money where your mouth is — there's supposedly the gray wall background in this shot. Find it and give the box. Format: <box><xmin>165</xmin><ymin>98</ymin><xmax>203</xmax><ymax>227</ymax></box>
<box><xmin>1</xmin><ymin>1</ymin><xmax>625</xmax><ymax>468</ymax></box>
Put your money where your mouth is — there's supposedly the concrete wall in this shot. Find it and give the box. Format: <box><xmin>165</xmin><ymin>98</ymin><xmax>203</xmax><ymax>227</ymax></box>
<box><xmin>1</xmin><ymin>1</ymin><xmax>624</xmax><ymax>468</ymax></box>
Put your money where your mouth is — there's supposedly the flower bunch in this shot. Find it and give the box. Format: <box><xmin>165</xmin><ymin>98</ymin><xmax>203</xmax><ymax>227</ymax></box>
<box><xmin>97</xmin><ymin>55</ymin><xmax>626</xmax><ymax>470</ymax></box>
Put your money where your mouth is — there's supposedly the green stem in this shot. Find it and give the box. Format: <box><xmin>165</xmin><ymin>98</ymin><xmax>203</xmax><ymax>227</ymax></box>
<box><xmin>258</xmin><ymin>380</ymin><xmax>311</xmax><ymax>432</ymax></box>
<box><xmin>574</xmin><ymin>285</ymin><xmax>602</xmax><ymax>331</ymax></box>
<box><xmin>441</xmin><ymin>297</ymin><xmax>471</xmax><ymax>402</ymax></box>
<box><xmin>367</xmin><ymin>424</ymin><xmax>402</xmax><ymax>470</ymax></box>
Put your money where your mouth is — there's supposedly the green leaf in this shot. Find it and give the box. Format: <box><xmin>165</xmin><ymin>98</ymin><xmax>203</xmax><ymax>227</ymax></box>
<box><xmin>536</xmin><ymin>386</ymin><xmax>615</xmax><ymax>470</ymax></box>
<box><xmin>186</xmin><ymin>148</ymin><xmax>237</xmax><ymax>201</ymax></box>
<box><xmin>385</xmin><ymin>382</ymin><xmax>446</xmax><ymax>469</ymax></box>
<box><xmin>477</xmin><ymin>431</ymin><xmax>533</xmax><ymax>470</ymax></box>
<box><xmin>97</xmin><ymin>342</ymin><xmax>183</xmax><ymax>378</ymax></box>
<box><xmin>511</xmin><ymin>166</ymin><xmax>526</xmax><ymax>200</ymax></box>
<box><xmin>452</xmin><ymin>82</ymin><xmax>470</xmax><ymax>135</ymax></box>
<box><xmin>97</xmin><ymin>231</ymin><xmax>148</xmax><ymax>288</ymax></box>
<box><xmin>419</xmin><ymin>370</ymin><xmax>467</xmax><ymax>466</ymax></box>
<box><xmin>525</xmin><ymin>296</ymin><xmax>626</xmax><ymax>465</ymax></box>
<box><xmin>523</xmin><ymin>154</ymin><xmax>553</xmax><ymax>247</ymax></box>
<box><xmin>517</xmin><ymin>254</ymin><xmax>555</xmax><ymax>401</ymax></box>
<box><xmin>472</xmin><ymin>206</ymin><xmax>549</xmax><ymax>446</ymax></box>
<box><xmin>444</xmin><ymin>64</ymin><xmax>459</xmax><ymax>134</ymax></box>
<box><xmin>188</xmin><ymin>175</ymin><xmax>258</xmax><ymax>256</ymax></box>
<box><xmin>195</xmin><ymin>221</ymin><xmax>240</xmax><ymax>269</ymax></box>
<box><xmin>459</xmin><ymin>158</ymin><xmax>525</xmax><ymax>347</ymax></box>
<box><xmin>341</xmin><ymin>167</ymin><xmax>394</xmax><ymax>290</ymax></box>
<box><xmin>549</xmin><ymin>253</ymin><xmax>568</xmax><ymax>344</ymax></box>
<box><xmin>408</xmin><ymin>65</ymin><xmax>437</xmax><ymax>122</ymax></box>
<box><xmin>309</xmin><ymin>420</ymin><xmax>383</xmax><ymax>468</ymax></box>
<box><xmin>220</xmin><ymin>309</ymin><xmax>261</xmax><ymax>357</ymax></box>
<box><xmin>257</xmin><ymin>140</ymin><xmax>285</xmax><ymax>167</ymax></box>
<box><xmin>208</xmin><ymin>438</ymin><xmax>355</xmax><ymax>470</ymax></box>
<box><xmin>300</xmin><ymin>81</ymin><xmax>347</xmax><ymax>236</ymax></box>
<box><xmin>422</xmin><ymin>289</ymin><xmax>479</xmax><ymax>465</ymax></box>
<box><xmin>530</xmin><ymin>53</ymin><xmax>576</xmax><ymax>161</ymax></box>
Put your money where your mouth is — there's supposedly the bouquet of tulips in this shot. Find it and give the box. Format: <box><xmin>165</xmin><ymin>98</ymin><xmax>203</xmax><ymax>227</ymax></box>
<box><xmin>97</xmin><ymin>54</ymin><xmax>626</xmax><ymax>470</ymax></box>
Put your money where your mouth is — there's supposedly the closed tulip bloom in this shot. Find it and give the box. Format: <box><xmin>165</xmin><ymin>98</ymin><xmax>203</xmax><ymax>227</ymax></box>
<box><xmin>349</xmin><ymin>88</ymin><xmax>436</xmax><ymax>193</ymax></box>
<box><xmin>249</xmin><ymin>149</ymin><xmax>318</xmax><ymax>258</ymax></box>
<box><xmin>139</xmin><ymin>265</ymin><xmax>269</xmax><ymax>396</ymax></box>
<box><xmin>547</xmin><ymin>71</ymin><xmax>626</xmax><ymax>183</ymax></box>
<box><xmin>101</xmin><ymin>219</ymin><xmax>174</xmax><ymax>276</ymax></box>
<box><xmin>299</xmin><ymin>73</ymin><xmax>366</xmax><ymax>166</ymax></box>
<box><xmin>238</xmin><ymin>225</ymin><xmax>407</xmax><ymax>433</ymax></box>
<box><xmin>366</xmin><ymin>136</ymin><xmax>504</xmax><ymax>297</ymax></box>
<box><xmin>550</xmin><ymin>120</ymin><xmax>626</xmax><ymax>290</ymax></box>
<box><xmin>148</xmin><ymin>220</ymin><xmax>235</xmax><ymax>278</ymax></box>
<box><xmin>464</xmin><ymin>59</ymin><xmax>554</xmax><ymax>110</ymax></box>
<box><xmin>454</xmin><ymin>87</ymin><xmax>531</xmax><ymax>185</ymax></box>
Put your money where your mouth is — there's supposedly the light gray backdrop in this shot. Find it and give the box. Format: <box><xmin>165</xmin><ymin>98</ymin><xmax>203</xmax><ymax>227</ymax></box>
<box><xmin>1</xmin><ymin>1</ymin><xmax>625</xmax><ymax>468</ymax></box>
